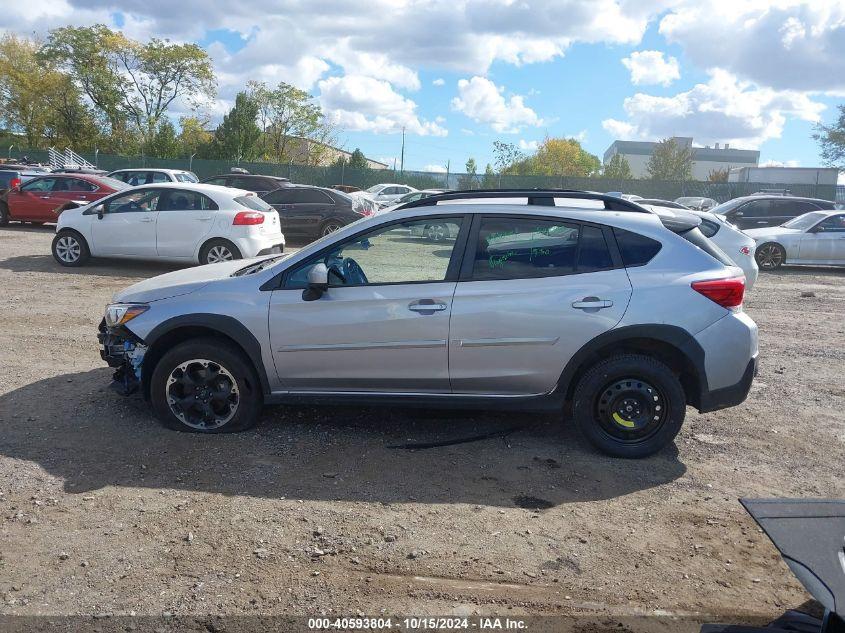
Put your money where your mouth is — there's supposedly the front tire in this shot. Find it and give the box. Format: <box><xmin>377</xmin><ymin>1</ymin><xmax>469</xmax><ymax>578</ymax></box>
<box><xmin>52</xmin><ymin>230</ymin><xmax>90</xmax><ymax>267</ymax></box>
<box><xmin>425</xmin><ymin>223</ymin><xmax>448</xmax><ymax>242</ymax></box>
<box><xmin>755</xmin><ymin>242</ymin><xmax>785</xmax><ymax>270</ymax></box>
<box><xmin>199</xmin><ymin>239</ymin><xmax>242</xmax><ymax>265</ymax></box>
<box><xmin>150</xmin><ymin>338</ymin><xmax>262</xmax><ymax>433</ymax></box>
<box><xmin>572</xmin><ymin>354</ymin><xmax>686</xmax><ymax>458</ymax></box>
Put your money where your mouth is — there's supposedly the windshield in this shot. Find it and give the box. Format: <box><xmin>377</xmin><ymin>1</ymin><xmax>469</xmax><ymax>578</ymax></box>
<box><xmin>365</xmin><ymin>184</ymin><xmax>384</xmax><ymax>193</ymax></box>
<box><xmin>176</xmin><ymin>172</ymin><xmax>199</xmax><ymax>183</ymax></box>
<box><xmin>782</xmin><ymin>211</ymin><xmax>828</xmax><ymax>230</ymax></box>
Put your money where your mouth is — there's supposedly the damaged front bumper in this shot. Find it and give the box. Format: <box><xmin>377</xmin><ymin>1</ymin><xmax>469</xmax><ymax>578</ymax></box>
<box><xmin>97</xmin><ymin>319</ymin><xmax>147</xmax><ymax>395</ymax></box>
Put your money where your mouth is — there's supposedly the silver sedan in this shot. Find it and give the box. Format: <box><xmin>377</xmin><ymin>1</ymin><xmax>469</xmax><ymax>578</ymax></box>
<box><xmin>745</xmin><ymin>210</ymin><xmax>845</xmax><ymax>269</ymax></box>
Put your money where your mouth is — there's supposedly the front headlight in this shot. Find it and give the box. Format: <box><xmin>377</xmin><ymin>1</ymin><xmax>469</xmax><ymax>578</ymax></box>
<box><xmin>105</xmin><ymin>303</ymin><xmax>149</xmax><ymax>327</ymax></box>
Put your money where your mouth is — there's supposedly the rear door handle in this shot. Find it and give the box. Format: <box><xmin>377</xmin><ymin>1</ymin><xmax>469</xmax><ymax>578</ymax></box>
<box><xmin>572</xmin><ymin>297</ymin><xmax>613</xmax><ymax>310</ymax></box>
<box><xmin>39</xmin><ymin>196</ymin><xmax>50</xmax><ymax>199</ymax></box>
<box><xmin>408</xmin><ymin>299</ymin><xmax>447</xmax><ymax>314</ymax></box>
<box><xmin>196</xmin><ymin>217</ymin><xmax>212</xmax><ymax>221</ymax></box>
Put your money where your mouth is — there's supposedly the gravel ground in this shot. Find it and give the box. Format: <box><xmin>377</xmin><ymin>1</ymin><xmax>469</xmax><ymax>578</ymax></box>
<box><xmin>0</xmin><ymin>224</ymin><xmax>843</xmax><ymax>628</ymax></box>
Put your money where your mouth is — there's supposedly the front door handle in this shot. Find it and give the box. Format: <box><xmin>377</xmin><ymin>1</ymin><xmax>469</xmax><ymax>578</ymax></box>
<box><xmin>408</xmin><ymin>299</ymin><xmax>447</xmax><ymax>314</ymax></box>
<box><xmin>572</xmin><ymin>297</ymin><xmax>613</xmax><ymax>310</ymax></box>
<box><xmin>139</xmin><ymin>217</ymin><xmax>155</xmax><ymax>223</ymax></box>
<box><xmin>39</xmin><ymin>196</ymin><xmax>50</xmax><ymax>199</ymax></box>
<box><xmin>196</xmin><ymin>217</ymin><xmax>212</xmax><ymax>221</ymax></box>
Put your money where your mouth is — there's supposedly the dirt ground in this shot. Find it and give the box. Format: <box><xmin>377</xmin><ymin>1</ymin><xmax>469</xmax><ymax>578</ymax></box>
<box><xmin>0</xmin><ymin>224</ymin><xmax>843</xmax><ymax>628</ymax></box>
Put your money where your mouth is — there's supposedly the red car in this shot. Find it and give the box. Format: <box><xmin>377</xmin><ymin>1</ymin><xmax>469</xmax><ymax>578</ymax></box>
<box><xmin>0</xmin><ymin>173</ymin><xmax>128</xmax><ymax>225</ymax></box>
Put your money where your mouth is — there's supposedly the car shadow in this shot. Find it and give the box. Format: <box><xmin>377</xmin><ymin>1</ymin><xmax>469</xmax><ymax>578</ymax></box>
<box><xmin>0</xmin><ymin>253</ymin><xmax>183</xmax><ymax>278</ymax></box>
<box><xmin>763</xmin><ymin>265</ymin><xmax>845</xmax><ymax>277</ymax></box>
<box><xmin>0</xmin><ymin>369</ymin><xmax>687</xmax><ymax>508</ymax></box>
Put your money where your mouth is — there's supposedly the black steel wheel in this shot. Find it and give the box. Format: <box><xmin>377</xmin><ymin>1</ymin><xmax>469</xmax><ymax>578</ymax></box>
<box><xmin>572</xmin><ymin>354</ymin><xmax>686</xmax><ymax>458</ymax></box>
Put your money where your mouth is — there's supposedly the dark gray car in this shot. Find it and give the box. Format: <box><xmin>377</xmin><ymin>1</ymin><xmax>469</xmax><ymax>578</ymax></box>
<box><xmin>712</xmin><ymin>195</ymin><xmax>836</xmax><ymax>230</ymax></box>
<box><xmin>261</xmin><ymin>186</ymin><xmax>369</xmax><ymax>240</ymax></box>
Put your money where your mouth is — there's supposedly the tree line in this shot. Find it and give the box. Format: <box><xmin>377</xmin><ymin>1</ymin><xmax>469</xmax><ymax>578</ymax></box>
<box><xmin>0</xmin><ymin>26</ymin><xmax>338</xmax><ymax>165</ymax></box>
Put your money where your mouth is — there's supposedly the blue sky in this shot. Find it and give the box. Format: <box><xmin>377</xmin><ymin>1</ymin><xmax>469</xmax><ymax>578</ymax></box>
<box><xmin>5</xmin><ymin>1</ymin><xmax>845</xmax><ymax>174</ymax></box>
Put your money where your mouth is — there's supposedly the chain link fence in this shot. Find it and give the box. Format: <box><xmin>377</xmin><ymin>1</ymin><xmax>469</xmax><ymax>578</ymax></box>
<box><xmin>3</xmin><ymin>146</ymin><xmax>838</xmax><ymax>202</ymax></box>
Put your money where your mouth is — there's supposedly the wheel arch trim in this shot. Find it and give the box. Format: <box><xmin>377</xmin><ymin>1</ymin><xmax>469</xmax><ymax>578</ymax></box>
<box><xmin>141</xmin><ymin>314</ymin><xmax>271</xmax><ymax>398</ymax></box>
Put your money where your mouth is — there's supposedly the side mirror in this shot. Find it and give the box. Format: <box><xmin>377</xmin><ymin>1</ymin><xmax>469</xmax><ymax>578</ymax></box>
<box><xmin>302</xmin><ymin>263</ymin><xmax>328</xmax><ymax>301</ymax></box>
<box><xmin>811</xmin><ymin>225</ymin><xmax>825</xmax><ymax>233</ymax></box>
<box><xmin>733</xmin><ymin>211</ymin><xmax>743</xmax><ymax>218</ymax></box>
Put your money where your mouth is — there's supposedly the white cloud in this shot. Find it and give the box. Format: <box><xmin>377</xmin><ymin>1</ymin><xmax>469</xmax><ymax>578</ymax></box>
<box><xmin>519</xmin><ymin>139</ymin><xmax>539</xmax><ymax>151</ymax></box>
<box><xmin>432</xmin><ymin>78</ymin><xmax>445</xmax><ymax>86</ymax></box>
<box><xmin>423</xmin><ymin>164</ymin><xmax>448</xmax><ymax>173</ymax></box>
<box><xmin>318</xmin><ymin>75</ymin><xmax>447</xmax><ymax>137</ymax></box>
<box><xmin>659</xmin><ymin>0</ymin><xmax>845</xmax><ymax>92</ymax></box>
<box><xmin>451</xmin><ymin>76</ymin><xmax>543</xmax><ymax>133</ymax></box>
<box><xmin>601</xmin><ymin>69</ymin><xmax>825</xmax><ymax>148</ymax></box>
<box><xmin>621</xmin><ymin>50</ymin><xmax>680</xmax><ymax>86</ymax></box>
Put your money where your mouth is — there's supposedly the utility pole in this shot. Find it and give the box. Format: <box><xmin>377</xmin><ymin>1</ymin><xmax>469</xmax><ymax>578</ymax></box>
<box><xmin>399</xmin><ymin>126</ymin><xmax>405</xmax><ymax>175</ymax></box>
<box><xmin>445</xmin><ymin>160</ymin><xmax>450</xmax><ymax>188</ymax></box>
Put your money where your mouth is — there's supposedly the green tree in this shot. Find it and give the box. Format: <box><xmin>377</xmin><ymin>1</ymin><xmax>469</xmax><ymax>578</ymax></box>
<box><xmin>147</xmin><ymin>118</ymin><xmax>179</xmax><ymax>158</ymax></box>
<box><xmin>646</xmin><ymin>138</ymin><xmax>694</xmax><ymax>180</ymax></box>
<box><xmin>500</xmin><ymin>137</ymin><xmax>600</xmax><ymax>177</ymax></box>
<box><xmin>347</xmin><ymin>148</ymin><xmax>369</xmax><ymax>170</ymax></box>
<box><xmin>247</xmin><ymin>79</ymin><xmax>326</xmax><ymax>163</ymax></box>
<box><xmin>813</xmin><ymin>104</ymin><xmax>845</xmax><ymax>168</ymax></box>
<box><xmin>603</xmin><ymin>153</ymin><xmax>633</xmax><ymax>179</ymax></box>
<box><xmin>40</xmin><ymin>25</ymin><xmax>216</xmax><ymax>147</ymax></box>
<box><xmin>209</xmin><ymin>92</ymin><xmax>261</xmax><ymax>162</ymax></box>
<box><xmin>492</xmin><ymin>140</ymin><xmax>524</xmax><ymax>173</ymax></box>
<box><xmin>482</xmin><ymin>163</ymin><xmax>497</xmax><ymax>188</ymax></box>
<box><xmin>458</xmin><ymin>157</ymin><xmax>478</xmax><ymax>189</ymax></box>
<box><xmin>177</xmin><ymin>115</ymin><xmax>212</xmax><ymax>157</ymax></box>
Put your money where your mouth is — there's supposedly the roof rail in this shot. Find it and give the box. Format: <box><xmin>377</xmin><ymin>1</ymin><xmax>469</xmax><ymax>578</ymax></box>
<box><xmin>395</xmin><ymin>188</ymin><xmax>651</xmax><ymax>213</ymax></box>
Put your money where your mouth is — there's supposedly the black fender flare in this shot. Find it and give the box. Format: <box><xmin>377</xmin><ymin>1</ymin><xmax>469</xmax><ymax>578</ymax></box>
<box><xmin>141</xmin><ymin>313</ymin><xmax>271</xmax><ymax>396</ymax></box>
<box><xmin>556</xmin><ymin>324</ymin><xmax>708</xmax><ymax>405</ymax></box>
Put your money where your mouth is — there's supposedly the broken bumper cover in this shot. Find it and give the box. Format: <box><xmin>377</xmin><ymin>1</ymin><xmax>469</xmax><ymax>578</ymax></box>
<box><xmin>97</xmin><ymin>319</ymin><xmax>147</xmax><ymax>396</ymax></box>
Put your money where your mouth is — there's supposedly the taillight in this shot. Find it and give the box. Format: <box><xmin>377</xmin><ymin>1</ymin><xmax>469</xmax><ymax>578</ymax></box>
<box><xmin>353</xmin><ymin>200</ymin><xmax>372</xmax><ymax>217</ymax></box>
<box><xmin>9</xmin><ymin>177</ymin><xmax>21</xmax><ymax>189</ymax></box>
<box><xmin>233</xmin><ymin>211</ymin><xmax>264</xmax><ymax>225</ymax></box>
<box><xmin>691</xmin><ymin>276</ymin><xmax>745</xmax><ymax>309</ymax></box>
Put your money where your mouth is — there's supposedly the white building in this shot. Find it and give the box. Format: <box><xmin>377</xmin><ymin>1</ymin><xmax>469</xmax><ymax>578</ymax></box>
<box><xmin>603</xmin><ymin>136</ymin><xmax>759</xmax><ymax>180</ymax></box>
<box><xmin>727</xmin><ymin>166</ymin><xmax>839</xmax><ymax>186</ymax></box>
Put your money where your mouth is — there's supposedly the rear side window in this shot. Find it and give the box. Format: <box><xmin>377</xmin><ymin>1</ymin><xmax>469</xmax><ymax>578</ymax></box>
<box><xmin>613</xmin><ymin>228</ymin><xmax>662</xmax><ymax>267</ymax></box>
<box><xmin>160</xmin><ymin>190</ymin><xmax>218</xmax><ymax>211</ymax></box>
<box><xmin>699</xmin><ymin>219</ymin><xmax>721</xmax><ymax>238</ymax></box>
<box><xmin>235</xmin><ymin>195</ymin><xmax>273</xmax><ymax>211</ymax></box>
<box><xmin>472</xmin><ymin>216</ymin><xmax>613</xmax><ymax>280</ymax></box>
<box><xmin>287</xmin><ymin>189</ymin><xmax>333</xmax><ymax>204</ymax></box>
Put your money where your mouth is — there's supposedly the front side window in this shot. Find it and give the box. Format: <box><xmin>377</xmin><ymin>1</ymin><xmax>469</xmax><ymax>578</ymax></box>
<box><xmin>21</xmin><ymin>177</ymin><xmax>57</xmax><ymax>192</ymax></box>
<box><xmin>160</xmin><ymin>190</ymin><xmax>218</xmax><ymax>211</ymax></box>
<box><xmin>205</xmin><ymin>177</ymin><xmax>228</xmax><ymax>186</ymax></box>
<box><xmin>286</xmin><ymin>217</ymin><xmax>464</xmax><ymax>288</ymax></box>
<box><xmin>105</xmin><ymin>189</ymin><xmax>162</xmax><ymax>213</ymax></box>
<box><xmin>815</xmin><ymin>214</ymin><xmax>845</xmax><ymax>232</ymax></box>
<box><xmin>471</xmin><ymin>217</ymin><xmax>584</xmax><ymax>280</ymax></box>
<box><xmin>738</xmin><ymin>200</ymin><xmax>770</xmax><ymax>217</ymax></box>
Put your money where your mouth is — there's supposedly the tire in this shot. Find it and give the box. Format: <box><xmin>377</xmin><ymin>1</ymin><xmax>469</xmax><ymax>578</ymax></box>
<box><xmin>425</xmin><ymin>223</ymin><xmax>448</xmax><ymax>242</ymax></box>
<box><xmin>755</xmin><ymin>242</ymin><xmax>785</xmax><ymax>270</ymax></box>
<box><xmin>52</xmin><ymin>230</ymin><xmax>90</xmax><ymax>267</ymax></box>
<box><xmin>320</xmin><ymin>219</ymin><xmax>344</xmax><ymax>237</ymax></box>
<box><xmin>199</xmin><ymin>239</ymin><xmax>242</xmax><ymax>265</ymax></box>
<box><xmin>0</xmin><ymin>202</ymin><xmax>9</xmax><ymax>226</ymax></box>
<box><xmin>150</xmin><ymin>337</ymin><xmax>262</xmax><ymax>433</ymax></box>
<box><xmin>571</xmin><ymin>354</ymin><xmax>686</xmax><ymax>458</ymax></box>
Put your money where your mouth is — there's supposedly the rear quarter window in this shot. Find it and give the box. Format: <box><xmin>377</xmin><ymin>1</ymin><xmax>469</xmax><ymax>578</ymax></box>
<box><xmin>613</xmin><ymin>228</ymin><xmax>662</xmax><ymax>267</ymax></box>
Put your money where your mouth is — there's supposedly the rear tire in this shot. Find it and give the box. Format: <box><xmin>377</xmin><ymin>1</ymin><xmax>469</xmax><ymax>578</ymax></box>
<box><xmin>52</xmin><ymin>230</ymin><xmax>90</xmax><ymax>267</ymax></box>
<box><xmin>0</xmin><ymin>202</ymin><xmax>9</xmax><ymax>226</ymax></box>
<box><xmin>150</xmin><ymin>338</ymin><xmax>262</xmax><ymax>433</ymax></box>
<box><xmin>755</xmin><ymin>242</ymin><xmax>785</xmax><ymax>270</ymax></box>
<box><xmin>199</xmin><ymin>239</ymin><xmax>242</xmax><ymax>265</ymax></box>
<box><xmin>319</xmin><ymin>220</ymin><xmax>344</xmax><ymax>237</ymax></box>
<box><xmin>572</xmin><ymin>354</ymin><xmax>685</xmax><ymax>458</ymax></box>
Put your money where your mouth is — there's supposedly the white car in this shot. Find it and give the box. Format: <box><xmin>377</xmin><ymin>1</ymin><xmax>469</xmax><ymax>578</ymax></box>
<box><xmin>108</xmin><ymin>168</ymin><xmax>200</xmax><ymax>185</ymax></box>
<box><xmin>644</xmin><ymin>204</ymin><xmax>758</xmax><ymax>290</ymax></box>
<box><xmin>353</xmin><ymin>183</ymin><xmax>418</xmax><ymax>207</ymax></box>
<box><xmin>51</xmin><ymin>183</ymin><xmax>285</xmax><ymax>267</ymax></box>
<box><xmin>745</xmin><ymin>210</ymin><xmax>845</xmax><ymax>270</ymax></box>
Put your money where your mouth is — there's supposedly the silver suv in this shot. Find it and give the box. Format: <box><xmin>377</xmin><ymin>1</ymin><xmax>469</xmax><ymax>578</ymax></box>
<box><xmin>98</xmin><ymin>191</ymin><xmax>758</xmax><ymax>457</ymax></box>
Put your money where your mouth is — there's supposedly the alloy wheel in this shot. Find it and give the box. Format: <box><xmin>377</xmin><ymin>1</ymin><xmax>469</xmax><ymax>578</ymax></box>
<box><xmin>321</xmin><ymin>223</ymin><xmax>341</xmax><ymax>237</ymax></box>
<box><xmin>426</xmin><ymin>224</ymin><xmax>447</xmax><ymax>242</ymax></box>
<box><xmin>595</xmin><ymin>377</ymin><xmax>667</xmax><ymax>443</ymax></box>
<box><xmin>755</xmin><ymin>244</ymin><xmax>784</xmax><ymax>269</ymax></box>
<box><xmin>55</xmin><ymin>235</ymin><xmax>82</xmax><ymax>263</ymax></box>
<box><xmin>207</xmin><ymin>245</ymin><xmax>234</xmax><ymax>263</ymax></box>
<box><xmin>165</xmin><ymin>359</ymin><xmax>239</xmax><ymax>430</ymax></box>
